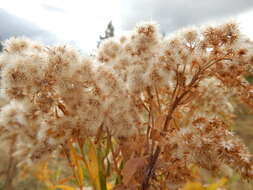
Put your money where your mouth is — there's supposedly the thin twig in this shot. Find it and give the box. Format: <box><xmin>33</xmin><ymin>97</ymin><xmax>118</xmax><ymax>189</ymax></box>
<box><xmin>3</xmin><ymin>137</ymin><xmax>17</xmax><ymax>190</ymax></box>
<box><xmin>154</xmin><ymin>85</ymin><xmax>161</xmax><ymax>113</ymax></box>
<box><xmin>106</xmin><ymin>128</ymin><xmax>122</xmax><ymax>181</ymax></box>
<box><xmin>141</xmin><ymin>56</ymin><xmax>233</xmax><ymax>190</ymax></box>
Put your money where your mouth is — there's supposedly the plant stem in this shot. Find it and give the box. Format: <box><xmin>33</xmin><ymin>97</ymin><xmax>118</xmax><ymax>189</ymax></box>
<box><xmin>3</xmin><ymin>137</ymin><xmax>17</xmax><ymax>190</ymax></box>
<box><xmin>141</xmin><ymin>57</ymin><xmax>232</xmax><ymax>190</ymax></box>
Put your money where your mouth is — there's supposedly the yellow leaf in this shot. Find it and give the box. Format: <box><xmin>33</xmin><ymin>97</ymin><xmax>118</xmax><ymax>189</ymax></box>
<box><xmin>69</xmin><ymin>142</ymin><xmax>84</xmax><ymax>187</ymax></box>
<box><xmin>86</xmin><ymin>140</ymin><xmax>101</xmax><ymax>190</ymax></box>
<box><xmin>182</xmin><ymin>178</ymin><xmax>227</xmax><ymax>190</ymax></box>
<box><xmin>182</xmin><ymin>182</ymin><xmax>204</xmax><ymax>190</ymax></box>
<box><xmin>54</xmin><ymin>185</ymin><xmax>76</xmax><ymax>190</ymax></box>
<box><xmin>35</xmin><ymin>161</ymin><xmax>54</xmax><ymax>188</ymax></box>
<box><xmin>107</xmin><ymin>183</ymin><xmax>114</xmax><ymax>190</ymax></box>
<box><xmin>190</xmin><ymin>164</ymin><xmax>200</xmax><ymax>179</ymax></box>
<box><xmin>206</xmin><ymin>178</ymin><xmax>227</xmax><ymax>190</ymax></box>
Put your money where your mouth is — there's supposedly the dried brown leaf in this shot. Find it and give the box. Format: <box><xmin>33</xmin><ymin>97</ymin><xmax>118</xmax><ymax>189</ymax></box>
<box><xmin>121</xmin><ymin>157</ymin><xmax>147</xmax><ymax>185</ymax></box>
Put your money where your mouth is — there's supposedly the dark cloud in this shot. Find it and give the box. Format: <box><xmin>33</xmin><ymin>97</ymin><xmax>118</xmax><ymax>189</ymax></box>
<box><xmin>120</xmin><ymin>0</ymin><xmax>253</xmax><ymax>33</ymax></box>
<box><xmin>0</xmin><ymin>9</ymin><xmax>57</xmax><ymax>44</ymax></box>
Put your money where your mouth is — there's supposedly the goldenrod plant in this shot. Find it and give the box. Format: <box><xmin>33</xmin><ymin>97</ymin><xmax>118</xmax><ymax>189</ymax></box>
<box><xmin>1</xmin><ymin>21</ymin><xmax>253</xmax><ymax>190</ymax></box>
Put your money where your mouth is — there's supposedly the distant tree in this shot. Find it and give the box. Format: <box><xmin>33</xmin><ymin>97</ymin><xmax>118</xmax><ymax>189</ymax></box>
<box><xmin>0</xmin><ymin>42</ymin><xmax>3</xmax><ymax>52</ymax></box>
<box><xmin>97</xmin><ymin>21</ymin><xmax>114</xmax><ymax>48</ymax></box>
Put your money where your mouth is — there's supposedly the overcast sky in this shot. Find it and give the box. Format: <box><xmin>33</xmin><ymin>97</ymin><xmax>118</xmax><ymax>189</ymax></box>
<box><xmin>1</xmin><ymin>0</ymin><xmax>253</xmax><ymax>53</ymax></box>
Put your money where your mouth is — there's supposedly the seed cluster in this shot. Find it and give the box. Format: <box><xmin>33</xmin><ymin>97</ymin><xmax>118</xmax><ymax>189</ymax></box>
<box><xmin>1</xmin><ymin>22</ymin><xmax>253</xmax><ymax>189</ymax></box>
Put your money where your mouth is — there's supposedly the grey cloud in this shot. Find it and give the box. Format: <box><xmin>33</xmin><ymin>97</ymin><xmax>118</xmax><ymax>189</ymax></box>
<box><xmin>119</xmin><ymin>0</ymin><xmax>253</xmax><ymax>33</ymax></box>
<box><xmin>0</xmin><ymin>9</ymin><xmax>57</xmax><ymax>44</ymax></box>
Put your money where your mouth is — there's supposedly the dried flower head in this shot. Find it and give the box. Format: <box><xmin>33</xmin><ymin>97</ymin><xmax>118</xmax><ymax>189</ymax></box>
<box><xmin>1</xmin><ymin>21</ymin><xmax>253</xmax><ymax>189</ymax></box>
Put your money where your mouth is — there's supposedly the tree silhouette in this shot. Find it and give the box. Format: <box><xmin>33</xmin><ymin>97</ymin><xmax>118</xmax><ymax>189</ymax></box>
<box><xmin>0</xmin><ymin>42</ymin><xmax>3</xmax><ymax>52</ymax></box>
<box><xmin>97</xmin><ymin>21</ymin><xmax>114</xmax><ymax>48</ymax></box>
